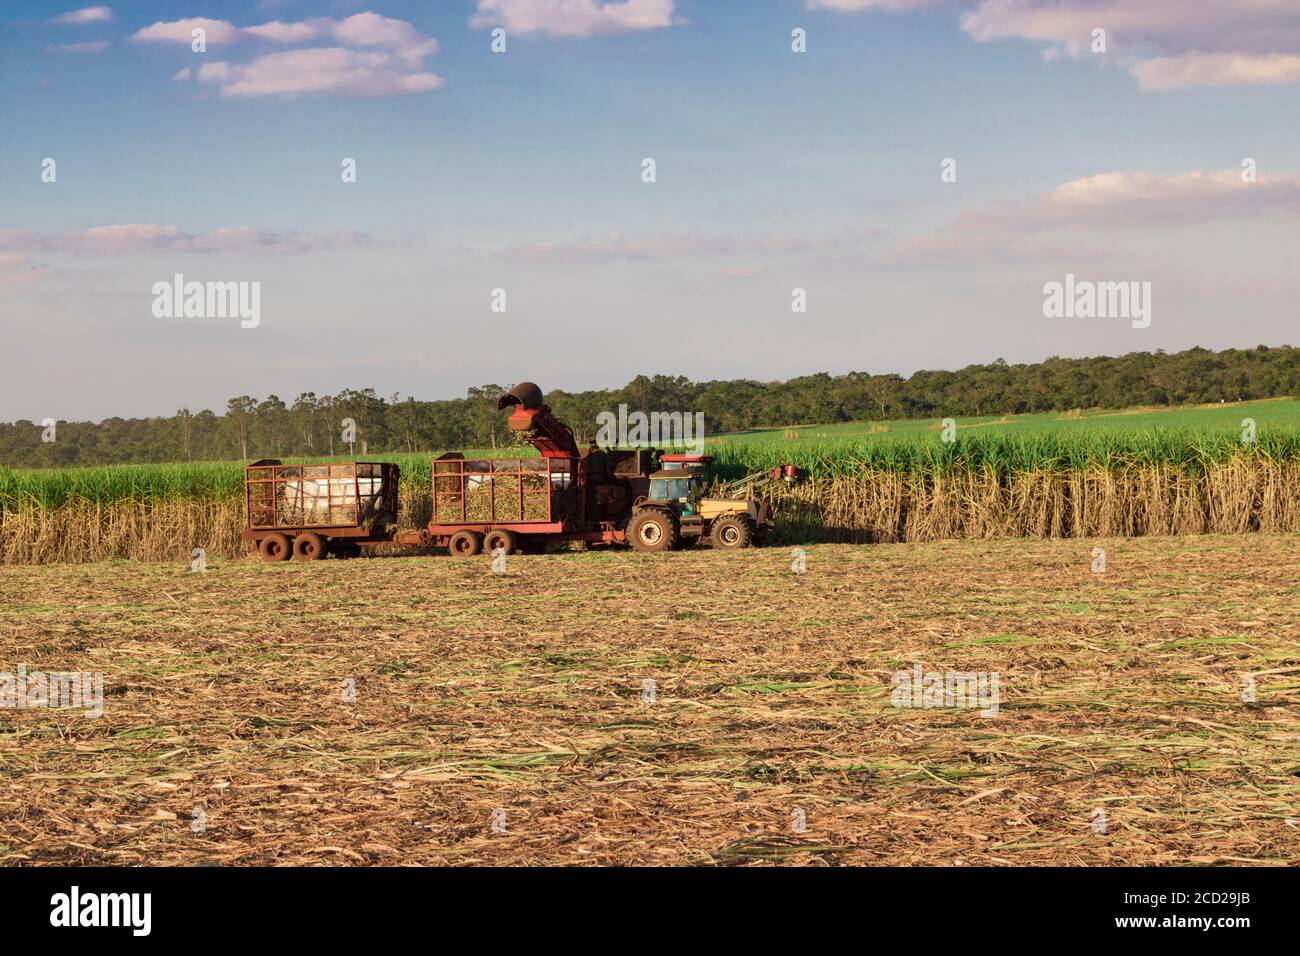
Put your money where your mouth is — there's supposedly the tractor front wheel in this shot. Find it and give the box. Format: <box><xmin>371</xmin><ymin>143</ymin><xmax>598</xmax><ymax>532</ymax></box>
<box><xmin>710</xmin><ymin>515</ymin><xmax>753</xmax><ymax>550</ymax></box>
<box><xmin>628</xmin><ymin>510</ymin><xmax>677</xmax><ymax>553</ymax></box>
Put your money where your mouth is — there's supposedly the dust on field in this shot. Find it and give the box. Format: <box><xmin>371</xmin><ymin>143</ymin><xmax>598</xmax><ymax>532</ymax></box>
<box><xmin>1</xmin><ymin>537</ymin><xmax>1297</xmax><ymax>866</ymax></box>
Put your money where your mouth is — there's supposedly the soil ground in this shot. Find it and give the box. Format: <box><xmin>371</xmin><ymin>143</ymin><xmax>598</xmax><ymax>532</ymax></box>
<box><xmin>1</xmin><ymin>536</ymin><xmax>1297</xmax><ymax>865</ymax></box>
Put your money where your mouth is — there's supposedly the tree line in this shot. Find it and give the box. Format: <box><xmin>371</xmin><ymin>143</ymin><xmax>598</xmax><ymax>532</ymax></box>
<box><xmin>4</xmin><ymin>346</ymin><xmax>1298</xmax><ymax>468</ymax></box>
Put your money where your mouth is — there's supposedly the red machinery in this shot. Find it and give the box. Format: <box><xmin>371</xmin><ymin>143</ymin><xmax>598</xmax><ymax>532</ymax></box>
<box><xmin>400</xmin><ymin>382</ymin><xmax>657</xmax><ymax>555</ymax></box>
<box><xmin>497</xmin><ymin>381</ymin><xmax>578</xmax><ymax>458</ymax></box>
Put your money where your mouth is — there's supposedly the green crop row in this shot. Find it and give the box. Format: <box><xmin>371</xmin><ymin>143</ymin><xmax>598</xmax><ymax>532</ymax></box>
<box><xmin>712</xmin><ymin>428</ymin><xmax>1300</xmax><ymax>480</ymax></box>
<box><xmin>4</xmin><ymin>427</ymin><xmax>1300</xmax><ymax>511</ymax></box>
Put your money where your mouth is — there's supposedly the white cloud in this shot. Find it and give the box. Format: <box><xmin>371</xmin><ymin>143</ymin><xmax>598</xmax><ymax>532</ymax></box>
<box><xmin>329</xmin><ymin>12</ymin><xmax>439</xmax><ymax>62</ymax></box>
<box><xmin>132</xmin><ymin>17</ymin><xmax>243</xmax><ymax>45</ymax></box>
<box><xmin>46</xmin><ymin>40</ymin><xmax>110</xmax><ymax>54</ymax></box>
<box><xmin>819</xmin><ymin>0</ymin><xmax>1300</xmax><ymax>90</ymax></box>
<box><xmin>131</xmin><ymin>14</ymin><xmax>444</xmax><ymax>98</ymax></box>
<box><xmin>49</xmin><ymin>6</ymin><xmax>113</xmax><ymax>25</ymax></box>
<box><xmin>1013</xmin><ymin>169</ymin><xmax>1300</xmax><ymax>228</ymax></box>
<box><xmin>1134</xmin><ymin>53</ymin><xmax>1300</xmax><ymax>91</ymax></box>
<box><xmin>469</xmin><ymin>0</ymin><xmax>675</xmax><ymax>39</ymax></box>
<box><xmin>241</xmin><ymin>20</ymin><xmax>321</xmax><ymax>45</ymax></box>
<box><xmin>887</xmin><ymin>168</ymin><xmax>1300</xmax><ymax>264</ymax></box>
<box><xmin>957</xmin><ymin>0</ymin><xmax>1300</xmax><ymax>57</ymax></box>
<box><xmin>198</xmin><ymin>48</ymin><xmax>444</xmax><ymax>99</ymax></box>
<box><xmin>0</xmin><ymin>225</ymin><xmax>384</xmax><ymax>255</ymax></box>
<box><xmin>131</xmin><ymin>13</ymin><xmax>438</xmax><ymax>56</ymax></box>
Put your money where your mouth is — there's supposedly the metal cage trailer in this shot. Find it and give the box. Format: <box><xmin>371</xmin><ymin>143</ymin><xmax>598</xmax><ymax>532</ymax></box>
<box><xmin>242</xmin><ymin>459</ymin><xmax>400</xmax><ymax>561</ymax></box>
<box><xmin>403</xmin><ymin>453</ymin><xmax>591</xmax><ymax>556</ymax></box>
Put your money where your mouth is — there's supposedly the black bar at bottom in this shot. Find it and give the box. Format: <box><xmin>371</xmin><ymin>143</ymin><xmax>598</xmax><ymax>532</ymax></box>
<box><xmin>0</xmin><ymin>866</ymin><xmax>1289</xmax><ymax>942</ymax></box>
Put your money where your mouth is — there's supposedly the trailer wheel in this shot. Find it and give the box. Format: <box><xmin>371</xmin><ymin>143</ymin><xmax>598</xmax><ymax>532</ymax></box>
<box><xmin>483</xmin><ymin>529</ymin><xmax>518</xmax><ymax>556</ymax></box>
<box><xmin>628</xmin><ymin>510</ymin><xmax>677</xmax><ymax>553</ymax></box>
<box><xmin>710</xmin><ymin>515</ymin><xmax>753</xmax><ymax>550</ymax></box>
<box><xmin>259</xmin><ymin>533</ymin><xmax>291</xmax><ymax>562</ymax></box>
<box><xmin>448</xmin><ymin>530</ymin><xmax>483</xmax><ymax>558</ymax></box>
<box><xmin>293</xmin><ymin>532</ymin><xmax>326</xmax><ymax>562</ymax></box>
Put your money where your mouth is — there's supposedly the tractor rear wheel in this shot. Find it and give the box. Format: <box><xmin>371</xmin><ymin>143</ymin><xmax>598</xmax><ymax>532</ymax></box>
<box><xmin>293</xmin><ymin>532</ymin><xmax>326</xmax><ymax>561</ymax></box>
<box><xmin>710</xmin><ymin>515</ymin><xmax>753</xmax><ymax>550</ymax></box>
<box><xmin>484</xmin><ymin>529</ymin><xmax>519</xmax><ymax>555</ymax></box>
<box><xmin>448</xmin><ymin>530</ymin><xmax>483</xmax><ymax>558</ymax></box>
<box><xmin>259</xmin><ymin>533</ymin><xmax>291</xmax><ymax>562</ymax></box>
<box><xmin>628</xmin><ymin>510</ymin><xmax>677</xmax><ymax>553</ymax></box>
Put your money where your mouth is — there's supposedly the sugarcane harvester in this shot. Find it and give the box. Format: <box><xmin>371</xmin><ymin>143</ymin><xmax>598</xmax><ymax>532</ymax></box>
<box><xmin>410</xmin><ymin>382</ymin><xmax>800</xmax><ymax>556</ymax></box>
<box><xmin>397</xmin><ymin>382</ymin><xmax>646</xmax><ymax>556</ymax></box>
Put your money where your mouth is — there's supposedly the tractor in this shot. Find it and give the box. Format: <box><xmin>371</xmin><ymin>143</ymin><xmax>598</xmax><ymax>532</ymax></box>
<box><xmin>624</xmin><ymin>454</ymin><xmax>801</xmax><ymax>552</ymax></box>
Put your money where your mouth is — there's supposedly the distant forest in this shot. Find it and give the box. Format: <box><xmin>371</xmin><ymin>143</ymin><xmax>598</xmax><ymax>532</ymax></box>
<box><xmin>4</xmin><ymin>346</ymin><xmax>1299</xmax><ymax>468</ymax></box>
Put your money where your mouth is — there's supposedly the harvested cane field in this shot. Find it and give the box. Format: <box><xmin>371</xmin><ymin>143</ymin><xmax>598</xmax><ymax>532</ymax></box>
<box><xmin>1</xmin><ymin>536</ymin><xmax>1296</xmax><ymax>865</ymax></box>
<box><xmin>5</xmin><ymin>428</ymin><xmax>1300</xmax><ymax>563</ymax></box>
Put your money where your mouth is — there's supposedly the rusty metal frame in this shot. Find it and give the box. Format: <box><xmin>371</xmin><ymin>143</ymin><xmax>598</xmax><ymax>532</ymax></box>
<box><xmin>243</xmin><ymin>460</ymin><xmax>399</xmax><ymax>533</ymax></box>
<box><xmin>431</xmin><ymin>456</ymin><xmax>574</xmax><ymax>527</ymax></box>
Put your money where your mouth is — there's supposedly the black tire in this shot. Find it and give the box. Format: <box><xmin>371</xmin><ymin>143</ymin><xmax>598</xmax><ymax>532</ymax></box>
<box><xmin>483</xmin><ymin>529</ymin><xmax>519</xmax><ymax>556</ymax></box>
<box><xmin>627</xmin><ymin>510</ymin><xmax>677</xmax><ymax>553</ymax></box>
<box><xmin>259</xmin><ymin>533</ymin><xmax>291</xmax><ymax>562</ymax></box>
<box><xmin>448</xmin><ymin>530</ymin><xmax>483</xmax><ymax>558</ymax></box>
<box><xmin>293</xmin><ymin>532</ymin><xmax>326</xmax><ymax>561</ymax></box>
<box><xmin>710</xmin><ymin>515</ymin><xmax>753</xmax><ymax>550</ymax></box>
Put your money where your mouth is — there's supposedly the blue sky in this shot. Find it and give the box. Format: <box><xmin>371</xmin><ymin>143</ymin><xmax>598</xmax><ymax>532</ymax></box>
<box><xmin>2</xmin><ymin>1</ymin><xmax>1298</xmax><ymax>419</ymax></box>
